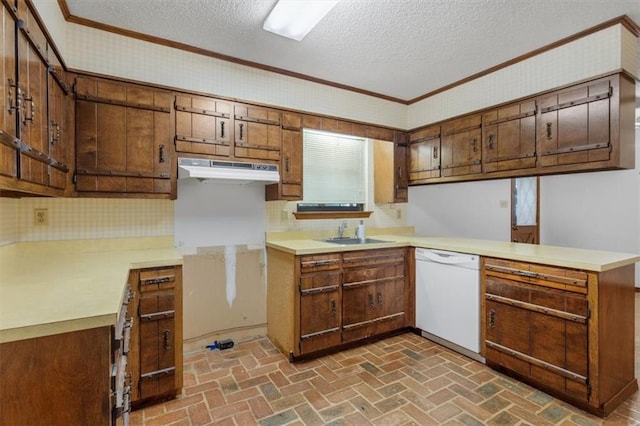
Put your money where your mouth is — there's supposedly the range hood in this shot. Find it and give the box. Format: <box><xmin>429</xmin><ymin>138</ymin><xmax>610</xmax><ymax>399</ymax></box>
<box><xmin>178</xmin><ymin>157</ymin><xmax>279</xmax><ymax>184</ymax></box>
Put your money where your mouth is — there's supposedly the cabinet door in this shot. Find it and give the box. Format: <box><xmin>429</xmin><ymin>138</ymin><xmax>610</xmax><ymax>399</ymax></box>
<box><xmin>17</xmin><ymin>25</ymin><xmax>48</xmax><ymax>186</ymax></box>
<box><xmin>394</xmin><ymin>140</ymin><xmax>408</xmax><ymax>202</ymax></box>
<box><xmin>47</xmin><ymin>57</ymin><xmax>68</xmax><ymax>190</ymax></box>
<box><xmin>139</xmin><ymin>291</ymin><xmax>176</xmax><ymax>399</ymax></box>
<box><xmin>75</xmin><ymin>76</ymin><xmax>173</xmax><ymax>195</ymax></box>
<box><xmin>280</xmin><ymin>128</ymin><xmax>302</xmax><ymax>199</ymax></box>
<box><xmin>234</xmin><ymin>104</ymin><xmax>281</xmax><ymax>161</ymax></box>
<box><xmin>482</xmin><ymin>100</ymin><xmax>536</xmax><ymax>173</ymax></box>
<box><xmin>299</xmin><ymin>281</ymin><xmax>341</xmax><ymax>354</ymax></box>
<box><xmin>538</xmin><ymin>78</ymin><xmax>611</xmax><ymax>167</ymax></box>
<box><xmin>0</xmin><ymin>2</ymin><xmax>17</xmax><ymax>178</ymax></box>
<box><xmin>484</xmin><ymin>260</ymin><xmax>589</xmax><ymax>401</ymax></box>
<box><xmin>441</xmin><ymin>114</ymin><xmax>482</xmax><ymax>177</ymax></box>
<box><xmin>409</xmin><ymin>125</ymin><xmax>441</xmax><ymax>183</ymax></box>
<box><xmin>174</xmin><ymin>94</ymin><xmax>231</xmax><ymax>157</ymax></box>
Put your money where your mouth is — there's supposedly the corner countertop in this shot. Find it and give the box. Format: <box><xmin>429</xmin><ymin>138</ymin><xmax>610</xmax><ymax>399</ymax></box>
<box><xmin>0</xmin><ymin>237</ymin><xmax>182</xmax><ymax>344</ymax></box>
<box><xmin>266</xmin><ymin>232</ymin><xmax>639</xmax><ymax>272</ymax></box>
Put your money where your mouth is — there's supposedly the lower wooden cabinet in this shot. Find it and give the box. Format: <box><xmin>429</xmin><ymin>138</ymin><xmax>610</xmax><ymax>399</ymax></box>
<box><xmin>127</xmin><ymin>265</ymin><xmax>183</xmax><ymax>407</ymax></box>
<box><xmin>267</xmin><ymin>247</ymin><xmax>409</xmax><ymax>360</ymax></box>
<box><xmin>0</xmin><ymin>285</ymin><xmax>133</xmax><ymax>426</ymax></box>
<box><xmin>482</xmin><ymin>257</ymin><xmax>637</xmax><ymax>417</ymax></box>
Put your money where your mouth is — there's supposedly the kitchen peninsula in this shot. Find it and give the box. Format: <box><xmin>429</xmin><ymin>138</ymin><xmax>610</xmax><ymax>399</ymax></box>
<box><xmin>266</xmin><ymin>230</ymin><xmax>639</xmax><ymax>417</ymax></box>
<box><xmin>0</xmin><ymin>238</ymin><xmax>183</xmax><ymax>425</ymax></box>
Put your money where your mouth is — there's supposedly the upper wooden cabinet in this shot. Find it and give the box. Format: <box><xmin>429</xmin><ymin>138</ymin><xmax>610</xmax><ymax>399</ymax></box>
<box><xmin>74</xmin><ymin>75</ymin><xmax>175</xmax><ymax>198</ymax></box>
<box><xmin>174</xmin><ymin>94</ymin><xmax>231</xmax><ymax>157</ymax></box>
<box><xmin>440</xmin><ymin>114</ymin><xmax>482</xmax><ymax>177</ymax></box>
<box><xmin>408</xmin><ymin>72</ymin><xmax>635</xmax><ymax>186</ymax></box>
<box><xmin>374</xmin><ymin>133</ymin><xmax>408</xmax><ymax>204</ymax></box>
<box><xmin>537</xmin><ymin>75</ymin><xmax>632</xmax><ymax>171</ymax></box>
<box><xmin>482</xmin><ymin>99</ymin><xmax>537</xmax><ymax>173</ymax></box>
<box><xmin>0</xmin><ymin>1</ymin><xmax>18</xmax><ymax>181</ymax></box>
<box><xmin>266</xmin><ymin>128</ymin><xmax>303</xmax><ymax>201</ymax></box>
<box><xmin>408</xmin><ymin>124</ymin><xmax>441</xmax><ymax>184</ymax></box>
<box><xmin>234</xmin><ymin>103</ymin><xmax>281</xmax><ymax>162</ymax></box>
<box><xmin>0</xmin><ymin>0</ymin><xmax>70</xmax><ymax>196</ymax></box>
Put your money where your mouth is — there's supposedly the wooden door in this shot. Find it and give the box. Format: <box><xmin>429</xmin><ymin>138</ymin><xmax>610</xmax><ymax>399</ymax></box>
<box><xmin>441</xmin><ymin>114</ymin><xmax>482</xmax><ymax>177</ymax></box>
<box><xmin>373</xmin><ymin>277</ymin><xmax>405</xmax><ymax>335</ymax></box>
<box><xmin>0</xmin><ymin>1</ymin><xmax>17</xmax><ymax>178</ymax></box>
<box><xmin>483</xmin><ymin>100</ymin><xmax>537</xmax><ymax>173</ymax></box>
<box><xmin>280</xmin><ymin>129</ymin><xmax>302</xmax><ymax>199</ymax></box>
<box><xmin>341</xmin><ymin>283</ymin><xmax>377</xmax><ymax>342</ymax></box>
<box><xmin>408</xmin><ymin>125</ymin><xmax>441</xmax><ymax>182</ymax></box>
<box><xmin>511</xmin><ymin>177</ymin><xmax>539</xmax><ymax>244</ymax></box>
<box><xmin>174</xmin><ymin>94</ymin><xmax>231</xmax><ymax>157</ymax></box>
<box><xmin>538</xmin><ymin>78</ymin><xmax>611</xmax><ymax>167</ymax></box>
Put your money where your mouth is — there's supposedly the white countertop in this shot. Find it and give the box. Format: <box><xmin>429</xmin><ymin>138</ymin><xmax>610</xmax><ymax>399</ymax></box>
<box><xmin>266</xmin><ymin>234</ymin><xmax>640</xmax><ymax>272</ymax></box>
<box><xmin>0</xmin><ymin>237</ymin><xmax>182</xmax><ymax>343</ymax></box>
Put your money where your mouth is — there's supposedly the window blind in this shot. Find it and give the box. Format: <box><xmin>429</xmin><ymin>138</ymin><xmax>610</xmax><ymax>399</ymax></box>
<box><xmin>303</xmin><ymin>130</ymin><xmax>366</xmax><ymax>203</ymax></box>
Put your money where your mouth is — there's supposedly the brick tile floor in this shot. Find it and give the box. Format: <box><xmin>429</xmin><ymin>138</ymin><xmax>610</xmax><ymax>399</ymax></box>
<box><xmin>130</xmin><ymin>295</ymin><xmax>640</xmax><ymax>425</ymax></box>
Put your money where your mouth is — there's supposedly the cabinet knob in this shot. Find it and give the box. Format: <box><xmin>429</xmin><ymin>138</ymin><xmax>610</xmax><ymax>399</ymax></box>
<box><xmin>163</xmin><ymin>329</ymin><xmax>171</xmax><ymax>351</ymax></box>
<box><xmin>368</xmin><ymin>293</ymin><xmax>375</xmax><ymax>308</ymax></box>
<box><xmin>489</xmin><ymin>310</ymin><xmax>496</xmax><ymax>329</ymax></box>
<box><xmin>330</xmin><ymin>299</ymin><xmax>336</xmax><ymax>316</ymax></box>
<box><xmin>546</xmin><ymin>122</ymin><xmax>553</xmax><ymax>140</ymax></box>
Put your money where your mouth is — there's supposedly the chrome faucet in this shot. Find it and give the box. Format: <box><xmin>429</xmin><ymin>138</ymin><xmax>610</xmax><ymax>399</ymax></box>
<box><xmin>337</xmin><ymin>220</ymin><xmax>347</xmax><ymax>238</ymax></box>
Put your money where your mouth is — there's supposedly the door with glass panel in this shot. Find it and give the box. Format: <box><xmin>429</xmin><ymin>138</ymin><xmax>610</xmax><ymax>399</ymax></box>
<box><xmin>511</xmin><ymin>177</ymin><xmax>539</xmax><ymax>244</ymax></box>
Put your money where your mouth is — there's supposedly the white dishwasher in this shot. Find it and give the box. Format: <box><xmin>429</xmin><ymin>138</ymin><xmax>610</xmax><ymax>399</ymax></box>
<box><xmin>415</xmin><ymin>248</ymin><xmax>483</xmax><ymax>362</ymax></box>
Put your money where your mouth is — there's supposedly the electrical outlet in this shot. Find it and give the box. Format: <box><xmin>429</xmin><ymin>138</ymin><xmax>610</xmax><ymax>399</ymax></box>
<box><xmin>281</xmin><ymin>211</ymin><xmax>289</xmax><ymax>221</ymax></box>
<box><xmin>34</xmin><ymin>208</ymin><xmax>48</xmax><ymax>226</ymax></box>
<box><xmin>396</xmin><ymin>209</ymin><xmax>402</xmax><ymax>219</ymax></box>
<box><xmin>499</xmin><ymin>200</ymin><xmax>508</xmax><ymax>208</ymax></box>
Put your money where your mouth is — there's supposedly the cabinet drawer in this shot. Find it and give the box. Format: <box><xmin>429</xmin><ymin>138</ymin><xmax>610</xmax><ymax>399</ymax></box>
<box><xmin>342</xmin><ymin>248</ymin><xmax>405</xmax><ymax>269</ymax></box>
<box><xmin>139</xmin><ymin>268</ymin><xmax>177</xmax><ymax>291</ymax></box>
<box><xmin>299</xmin><ymin>254</ymin><xmax>341</xmax><ymax>273</ymax></box>
<box><xmin>300</xmin><ymin>271</ymin><xmax>341</xmax><ymax>291</ymax></box>
<box><xmin>484</xmin><ymin>258</ymin><xmax>588</xmax><ymax>294</ymax></box>
<box><xmin>343</xmin><ymin>263</ymin><xmax>404</xmax><ymax>288</ymax></box>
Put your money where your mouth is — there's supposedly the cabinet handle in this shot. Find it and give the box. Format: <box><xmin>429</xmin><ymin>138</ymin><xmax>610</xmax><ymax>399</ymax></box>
<box><xmin>377</xmin><ymin>292</ymin><xmax>383</xmax><ymax>305</ymax></box>
<box><xmin>489</xmin><ymin>310</ymin><xmax>496</xmax><ymax>329</ymax></box>
<box><xmin>330</xmin><ymin>299</ymin><xmax>336</xmax><ymax>316</ymax></box>
<box><xmin>159</xmin><ymin>144</ymin><xmax>166</xmax><ymax>163</ymax></box>
<box><xmin>163</xmin><ymin>329</ymin><xmax>171</xmax><ymax>351</ymax></box>
<box><xmin>488</xmin><ymin>134</ymin><xmax>494</xmax><ymax>150</ymax></box>
<box><xmin>220</xmin><ymin>121</ymin><xmax>225</xmax><ymax>138</ymax></box>
<box><xmin>471</xmin><ymin>138</ymin><xmax>478</xmax><ymax>153</ymax></box>
<box><xmin>285</xmin><ymin>156</ymin><xmax>289</xmax><ymax>172</ymax></box>
<box><xmin>546</xmin><ymin>122</ymin><xmax>553</xmax><ymax>140</ymax></box>
<box><xmin>397</xmin><ymin>166</ymin><xmax>403</xmax><ymax>179</ymax></box>
<box><xmin>239</xmin><ymin>123</ymin><xmax>244</xmax><ymax>140</ymax></box>
<box><xmin>433</xmin><ymin>146</ymin><xmax>438</xmax><ymax>159</ymax></box>
<box><xmin>368</xmin><ymin>293</ymin><xmax>375</xmax><ymax>308</ymax></box>
<box><xmin>7</xmin><ymin>79</ymin><xmax>16</xmax><ymax>114</ymax></box>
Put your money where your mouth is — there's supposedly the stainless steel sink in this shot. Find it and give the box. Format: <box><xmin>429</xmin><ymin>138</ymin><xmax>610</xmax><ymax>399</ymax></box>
<box><xmin>321</xmin><ymin>237</ymin><xmax>392</xmax><ymax>245</ymax></box>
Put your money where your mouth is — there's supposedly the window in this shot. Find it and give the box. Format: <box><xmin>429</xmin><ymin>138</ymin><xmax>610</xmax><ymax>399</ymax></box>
<box><xmin>301</xmin><ymin>129</ymin><xmax>367</xmax><ymax>205</ymax></box>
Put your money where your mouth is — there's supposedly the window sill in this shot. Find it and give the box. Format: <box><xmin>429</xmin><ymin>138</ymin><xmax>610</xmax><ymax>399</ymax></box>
<box><xmin>292</xmin><ymin>211</ymin><xmax>373</xmax><ymax>220</ymax></box>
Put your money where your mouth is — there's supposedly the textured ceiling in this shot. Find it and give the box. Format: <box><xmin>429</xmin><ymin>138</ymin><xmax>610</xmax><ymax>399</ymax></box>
<box><xmin>64</xmin><ymin>0</ymin><xmax>640</xmax><ymax>102</ymax></box>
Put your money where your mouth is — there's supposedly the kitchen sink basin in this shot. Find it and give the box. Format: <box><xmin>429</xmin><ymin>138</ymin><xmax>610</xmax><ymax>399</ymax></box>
<box><xmin>321</xmin><ymin>237</ymin><xmax>392</xmax><ymax>245</ymax></box>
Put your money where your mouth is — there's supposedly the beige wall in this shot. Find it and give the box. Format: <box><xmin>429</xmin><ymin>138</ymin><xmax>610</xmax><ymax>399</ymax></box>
<box><xmin>0</xmin><ymin>198</ymin><xmax>173</xmax><ymax>245</ymax></box>
<box><xmin>407</xmin><ymin>24</ymin><xmax>637</xmax><ymax>128</ymax></box>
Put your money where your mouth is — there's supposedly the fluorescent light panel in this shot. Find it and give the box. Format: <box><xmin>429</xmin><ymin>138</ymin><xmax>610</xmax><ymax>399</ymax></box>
<box><xmin>263</xmin><ymin>0</ymin><xmax>339</xmax><ymax>41</ymax></box>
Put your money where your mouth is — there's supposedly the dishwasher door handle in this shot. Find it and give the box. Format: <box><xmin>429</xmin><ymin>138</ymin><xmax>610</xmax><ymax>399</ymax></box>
<box><xmin>416</xmin><ymin>249</ymin><xmax>477</xmax><ymax>265</ymax></box>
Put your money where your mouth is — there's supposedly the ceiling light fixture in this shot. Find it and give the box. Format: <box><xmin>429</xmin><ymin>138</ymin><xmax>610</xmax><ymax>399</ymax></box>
<box><xmin>263</xmin><ymin>0</ymin><xmax>339</xmax><ymax>41</ymax></box>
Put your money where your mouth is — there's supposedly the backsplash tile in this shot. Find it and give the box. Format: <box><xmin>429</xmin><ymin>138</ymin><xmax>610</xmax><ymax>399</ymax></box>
<box><xmin>9</xmin><ymin>198</ymin><xmax>173</xmax><ymax>242</ymax></box>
